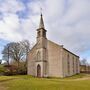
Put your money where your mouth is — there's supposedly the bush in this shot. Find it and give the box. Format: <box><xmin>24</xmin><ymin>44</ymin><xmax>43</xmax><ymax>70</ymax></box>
<box><xmin>18</xmin><ymin>67</ymin><xmax>27</xmax><ymax>75</ymax></box>
<box><xmin>0</xmin><ymin>61</ymin><xmax>27</xmax><ymax>76</ymax></box>
<box><xmin>4</xmin><ymin>65</ymin><xmax>17</xmax><ymax>76</ymax></box>
<box><xmin>0</xmin><ymin>65</ymin><xmax>5</xmax><ymax>75</ymax></box>
<box><xmin>3</xmin><ymin>64</ymin><xmax>27</xmax><ymax>76</ymax></box>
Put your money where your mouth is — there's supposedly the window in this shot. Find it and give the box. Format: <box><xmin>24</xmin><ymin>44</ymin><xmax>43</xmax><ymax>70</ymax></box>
<box><xmin>67</xmin><ymin>54</ymin><xmax>70</xmax><ymax>74</ymax></box>
<box><xmin>43</xmin><ymin>31</ymin><xmax>46</xmax><ymax>37</ymax></box>
<box><xmin>76</xmin><ymin>59</ymin><xmax>78</xmax><ymax>73</ymax></box>
<box><xmin>73</xmin><ymin>57</ymin><xmax>74</xmax><ymax>73</ymax></box>
<box><xmin>37</xmin><ymin>51</ymin><xmax>41</xmax><ymax>61</ymax></box>
<box><xmin>38</xmin><ymin>31</ymin><xmax>40</xmax><ymax>37</ymax></box>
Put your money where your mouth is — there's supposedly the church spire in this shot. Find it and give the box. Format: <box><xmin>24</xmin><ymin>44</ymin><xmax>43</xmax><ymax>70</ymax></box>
<box><xmin>37</xmin><ymin>10</ymin><xmax>47</xmax><ymax>40</ymax></box>
<box><xmin>39</xmin><ymin>13</ymin><xmax>45</xmax><ymax>29</ymax></box>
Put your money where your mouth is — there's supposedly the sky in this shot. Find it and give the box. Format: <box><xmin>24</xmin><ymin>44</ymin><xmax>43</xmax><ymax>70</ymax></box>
<box><xmin>0</xmin><ymin>0</ymin><xmax>90</xmax><ymax>63</ymax></box>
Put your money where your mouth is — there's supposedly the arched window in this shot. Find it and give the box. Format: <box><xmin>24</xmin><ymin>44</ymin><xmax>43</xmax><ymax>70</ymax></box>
<box><xmin>67</xmin><ymin>54</ymin><xmax>70</xmax><ymax>74</ymax></box>
<box><xmin>38</xmin><ymin>31</ymin><xmax>40</xmax><ymax>37</ymax></box>
<box><xmin>73</xmin><ymin>57</ymin><xmax>74</xmax><ymax>73</ymax></box>
<box><xmin>76</xmin><ymin>58</ymin><xmax>78</xmax><ymax>73</ymax></box>
<box><xmin>37</xmin><ymin>51</ymin><xmax>41</xmax><ymax>61</ymax></box>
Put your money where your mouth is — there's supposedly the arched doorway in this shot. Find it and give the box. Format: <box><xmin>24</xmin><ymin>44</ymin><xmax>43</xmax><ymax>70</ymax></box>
<box><xmin>37</xmin><ymin>64</ymin><xmax>41</xmax><ymax>77</ymax></box>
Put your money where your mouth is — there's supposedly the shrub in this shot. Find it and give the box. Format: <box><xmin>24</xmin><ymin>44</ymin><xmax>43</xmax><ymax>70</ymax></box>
<box><xmin>0</xmin><ymin>65</ymin><xmax>5</xmax><ymax>75</ymax></box>
<box><xmin>4</xmin><ymin>65</ymin><xmax>17</xmax><ymax>76</ymax></box>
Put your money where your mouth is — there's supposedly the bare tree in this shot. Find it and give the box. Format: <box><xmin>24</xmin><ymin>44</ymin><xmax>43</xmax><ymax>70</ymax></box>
<box><xmin>0</xmin><ymin>59</ymin><xmax>2</xmax><ymax>64</ymax></box>
<box><xmin>2</xmin><ymin>44</ymin><xmax>10</xmax><ymax>65</ymax></box>
<box><xmin>80</xmin><ymin>59</ymin><xmax>88</xmax><ymax>65</ymax></box>
<box><xmin>80</xmin><ymin>59</ymin><xmax>90</xmax><ymax>73</ymax></box>
<box><xmin>2</xmin><ymin>40</ymin><xmax>31</xmax><ymax>74</ymax></box>
<box><xmin>20</xmin><ymin>40</ymin><xmax>30</xmax><ymax>73</ymax></box>
<box><xmin>2</xmin><ymin>42</ymin><xmax>23</xmax><ymax>72</ymax></box>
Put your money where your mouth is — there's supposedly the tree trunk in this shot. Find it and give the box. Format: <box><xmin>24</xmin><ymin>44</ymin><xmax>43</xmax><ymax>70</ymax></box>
<box><xmin>17</xmin><ymin>60</ymin><xmax>20</xmax><ymax>74</ymax></box>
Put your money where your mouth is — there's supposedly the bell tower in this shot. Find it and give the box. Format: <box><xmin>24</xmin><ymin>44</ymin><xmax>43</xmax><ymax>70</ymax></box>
<box><xmin>36</xmin><ymin>13</ymin><xmax>47</xmax><ymax>49</ymax></box>
<box><xmin>37</xmin><ymin>13</ymin><xmax>47</xmax><ymax>41</ymax></box>
<box><xmin>36</xmin><ymin>13</ymin><xmax>48</xmax><ymax>77</ymax></box>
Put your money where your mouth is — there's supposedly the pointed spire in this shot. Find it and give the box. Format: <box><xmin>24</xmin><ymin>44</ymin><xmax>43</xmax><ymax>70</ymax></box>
<box><xmin>39</xmin><ymin>12</ymin><xmax>45</xmax><ymax>29</ymax></box>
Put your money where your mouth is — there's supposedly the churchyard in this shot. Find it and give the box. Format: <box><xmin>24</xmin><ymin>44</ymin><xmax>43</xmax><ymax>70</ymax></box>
<box><xmin>0</xmin><ymin>74</ymin><xmax>90</xmax><ymax>90</ymax></box>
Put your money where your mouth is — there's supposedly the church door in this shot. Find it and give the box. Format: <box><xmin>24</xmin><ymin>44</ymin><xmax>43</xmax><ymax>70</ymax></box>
<box><xmin>37</xmin><ymin>64</ymin><xmax>41</xmax><ymax>77</ymax></box>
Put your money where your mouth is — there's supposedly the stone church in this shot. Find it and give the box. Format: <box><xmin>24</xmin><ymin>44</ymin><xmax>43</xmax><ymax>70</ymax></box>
<box><xmin>27</xmin><ymin>14</ymin><xmax>80</xmax><ymax>78</ymax></box>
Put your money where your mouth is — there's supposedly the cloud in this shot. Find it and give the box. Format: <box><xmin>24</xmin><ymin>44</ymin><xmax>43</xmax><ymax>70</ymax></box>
<box><xmin>0</xmin><ymin>14</ymin><xmax>22</xmax><ymax>41</ymax></box>
<box><xmin>0</xmin><ymin>0</ymin><xmax>25</xmax><ymax>14</ymax></box>
<box><xmin>0</xmin><ymin>0</ymin><xmax>90</xmax><ymax>62</ymax></box>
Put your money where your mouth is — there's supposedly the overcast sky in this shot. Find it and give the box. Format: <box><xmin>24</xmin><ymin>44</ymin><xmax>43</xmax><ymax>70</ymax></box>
<box><xmin>0</xmin><ymin>0</ymin><xmax>90</xmax><ymax>63</ymax></box>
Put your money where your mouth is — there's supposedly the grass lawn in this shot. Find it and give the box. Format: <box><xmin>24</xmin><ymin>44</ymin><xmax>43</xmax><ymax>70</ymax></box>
<box><xmin>0</xmin><ymin>74</ymin><xmax>90</xmax><ymax>90</ymax></box>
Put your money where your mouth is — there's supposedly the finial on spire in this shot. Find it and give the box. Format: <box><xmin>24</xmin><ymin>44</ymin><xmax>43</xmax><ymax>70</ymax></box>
<box><xmin>40</xmin><ymin>7</ymin><xmax>42</xmax><ymax>16</ymax></box>
<box><xmin>39</xmin><ymin>8</ymin><xmax>45</xmax><ymax>29</ymax></box>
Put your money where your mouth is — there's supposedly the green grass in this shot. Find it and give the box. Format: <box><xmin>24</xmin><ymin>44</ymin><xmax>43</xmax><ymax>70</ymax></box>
<box><xmin>0</xmin><ymin>74</ymin><xmax>90</xmax><ymax>90</ymax></box>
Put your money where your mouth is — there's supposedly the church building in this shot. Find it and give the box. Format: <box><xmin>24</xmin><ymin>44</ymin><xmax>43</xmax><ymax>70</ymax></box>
<box><xmin>27</xmin><ymin>14</ymin><xmax>80</xmax><ymax>78</ymax></box>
